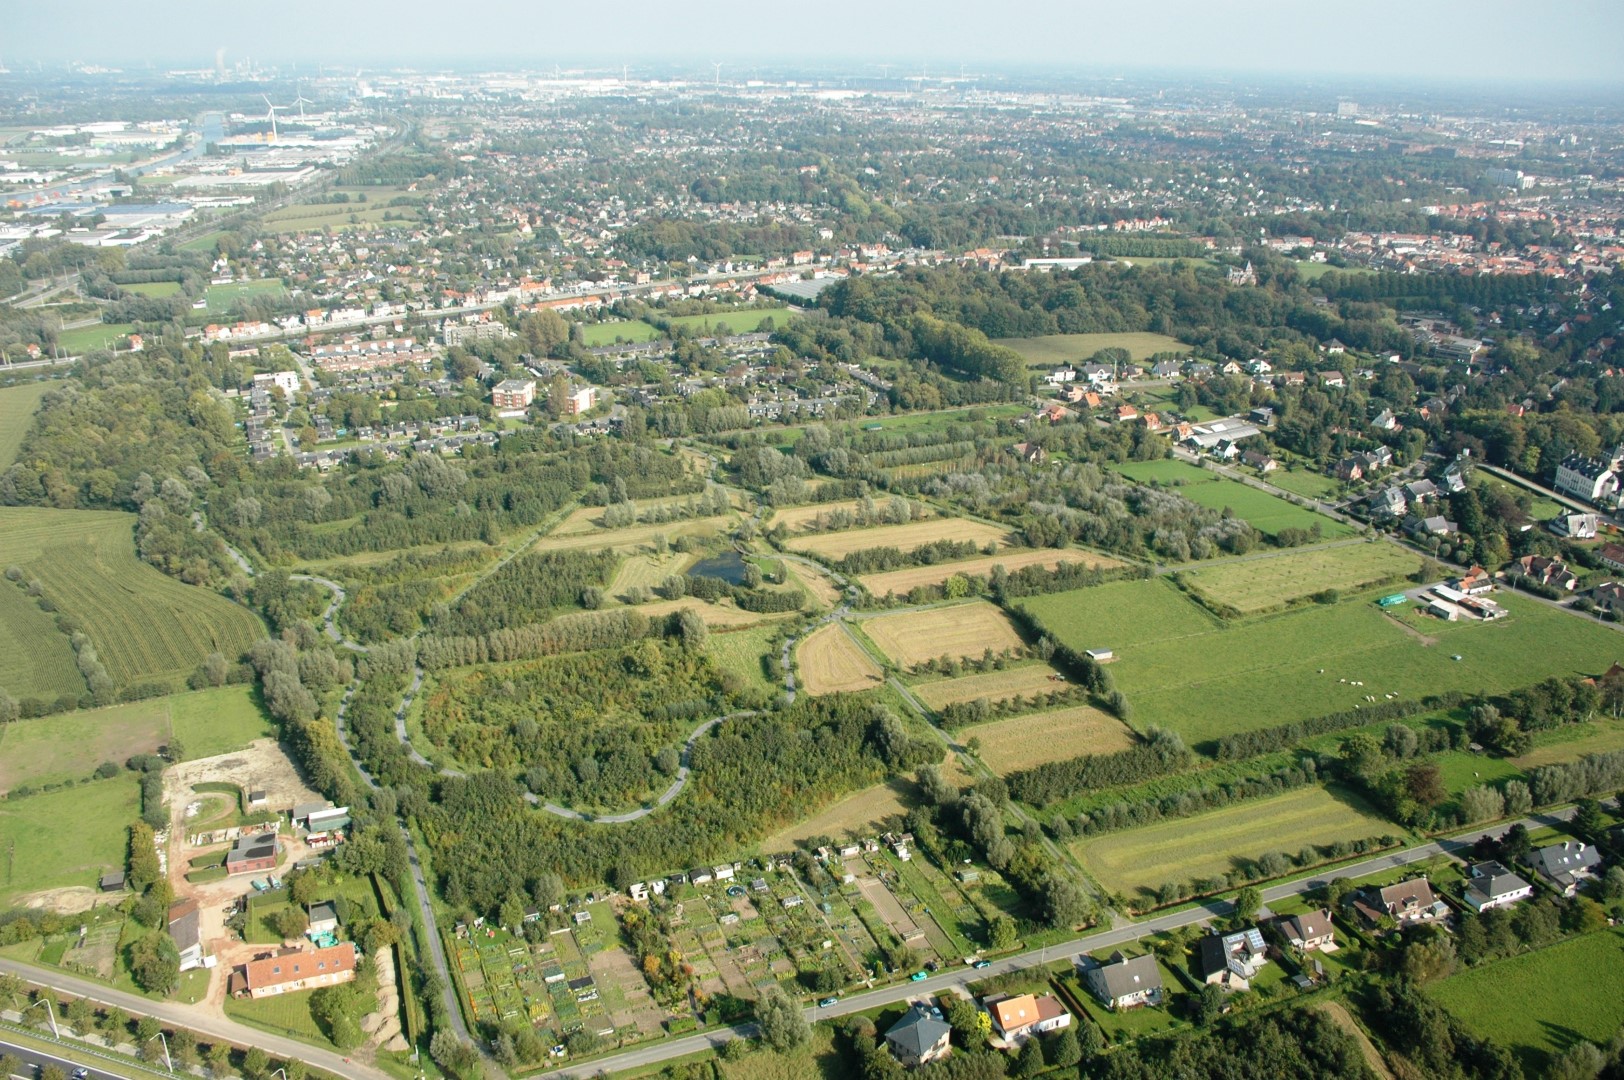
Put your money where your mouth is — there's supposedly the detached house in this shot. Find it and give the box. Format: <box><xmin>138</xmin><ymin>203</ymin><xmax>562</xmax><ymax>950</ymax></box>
<box><xmin>1464</xmin><ymin>861</ymin><xmax>1534</xmax><ymax>912</ymax></box>
<box><xmin>1332</xmin><ymin>457</ymin><xmax>1364</xmax><ymax>483</ymax></box>
<box><xmin>1554</xmin><ymin>454</ymin><xmax>1620</xmax><ymax>506</ymax></box>
<box><xmin>987</xmin><ymin>993</ymin><xmax>1072</xmax><ymax>1041</ymax></box>
<box><xmin>1551</xmin><ymin>512</ymin><xmax>1599</xmax><ymax>540</ymax></box>
<box><xmin>1528</xmin><ymin>842</ymin><xmax>1603</xmax><ymax>896</ymax></box>
<box><xmin>1196</xmin><ymin>928</ymin><xmax>1269</xmax><ymax>990</ymax></box>
<box><xmin>1591</xmin><ymin>581</ymin><xmax>1624</xmax><ymax>616</ymax></box>
<box><xmin>1275</xmin><ymin>909</ymin><xmax>1336</xmax><ymax>953</ymax></box>
<box><xmin>1513</xmin><ymin>554</ymin><xmax>1578</xmax><ymax>591</ymax></box>
<box><xmin>1355</xmin><ymin>877</ymin><xmax>1444</xmax><ymax>927</ymax></box>
<box><xmin>235</xmin><ymin>942</ymin><xmax>357</xmax><ymax>999</ymax></box>
<box><xmin>884</xmin><ymin>1004</ymin><xmax>952</xmax><ymax>1068</ymax></box>
<box><xmin>1079</xmin><ymin>952</ymin><xmax>1163</xmax><ymax>1011</ymax></box>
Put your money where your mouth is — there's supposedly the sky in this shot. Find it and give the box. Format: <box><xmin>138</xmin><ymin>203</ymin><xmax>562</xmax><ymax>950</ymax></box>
<box><xmin>7</xmin><ymin>0</ymin><xmax>1623</xmax><ymax>86</ymax></box>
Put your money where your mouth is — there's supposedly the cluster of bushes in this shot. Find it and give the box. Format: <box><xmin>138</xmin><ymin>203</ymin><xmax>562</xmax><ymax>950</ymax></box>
<box><xmin>1213</xmin><ymin>691</ymin><xmax>1464</xmax><ymax>759</ymax></box>
<box><xmin>832</xmin><ymin>538</ymin><xmax>986</xmax><ymax>575</ymax></box>
<box><xmin>439</xmin><ymin>548</ymin><xmax>618</xmax><ymax>637</ymax></box>
<box><xmin>619</xmin><ymin>902</ymin><xmax>692</xmax><ymax>1005</ymax></box>
<box><xmin>1</xmin><ymin>754</ymin><xmax>153</xmax><ymax>802</ymax></box>
<box><xmin>1054</xmin><ymin>757</ymin><xmax>1320</xmax><ymax>839</ymax></box>
<box><xmin>908</xmin><ymin>645</ymin><xmax>1031</xmax><ymax>680</ymax></box>
<box><xmin>658</xmin><ymin>569</ymin><xmax>805</xmax><ymax>614</ymax></box>
<box><xmin>938</xmin><ymin>685</ymin><xmax>1090</xmax><ymax>730</ymax></box>
<box><xmin>1006</xmin><ymin>728</ymin><xmax>1192</xmax><ymax>808</ymax></box>
<box><xmin>416</xmin><ymin>608</ymin><xmax>656</xmax><ymax>670</ymax></box>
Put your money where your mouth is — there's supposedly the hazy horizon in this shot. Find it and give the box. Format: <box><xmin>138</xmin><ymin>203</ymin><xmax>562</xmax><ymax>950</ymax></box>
<box><xmin>7</xmin><ymin>0</ymin><xmax>1623</xmax><ymax>88</ymax></box>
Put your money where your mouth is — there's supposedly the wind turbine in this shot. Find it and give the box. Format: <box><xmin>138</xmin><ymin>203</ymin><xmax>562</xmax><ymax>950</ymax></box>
<box><xmin>710</xmin><ymin>61</ymin><xmax>723</xmax><ymax>91</ymax></box>
<box><xmin>291</xmin><ymin>82</ymin><xmax>314</xmax><ymax>120</ymax></box>
<box><xmin>260</xmin><ymin>94</ymin><xmax>285</xmax><ymax>141</ymax></box>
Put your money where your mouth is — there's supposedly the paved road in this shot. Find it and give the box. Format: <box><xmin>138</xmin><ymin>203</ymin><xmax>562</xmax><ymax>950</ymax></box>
<box><xmin>537</xmin><ymin>712</ymin><xmax>747</xmax><ymax>823</ymax></box>
<box><xmin>535</xmin><ymin>804</ymin><xmax>1598</xmax><ymax>1079</ymax></box>
<box><xmin>0</xmin><ymin>1033</ymin><xmax>132</xmax><ymax>1079</ymax></box>
<box><xmin>0</xmin><ymin>962</ymin><xmax>390</xmax><ymax>1080</ymax></box>
<box><xmin>289</xmin><ymin>574</ymin><xmax>371</xmax><ymax>652</ymax></box>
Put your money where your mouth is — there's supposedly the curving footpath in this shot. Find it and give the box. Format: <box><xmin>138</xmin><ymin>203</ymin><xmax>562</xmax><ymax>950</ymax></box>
<box><xmin>290</xmin><ymin>573</ymin><xmax>370</xmax><ymax>652</ymax></box>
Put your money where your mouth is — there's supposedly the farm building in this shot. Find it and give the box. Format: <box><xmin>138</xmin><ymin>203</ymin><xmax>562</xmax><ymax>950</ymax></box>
<box><xmin>99</xmin><ymin>870</ymin><xmax>126</xmax><ymax>893</ymax></box>
<box><xmin>225</xmin><ymin>832</ymin><xmax>279</xmax><ymax>876</ymax></box>
<box><xmin>1079</xmin><ymin>951</ymin><xmax>1162</xmax><ymax>1010</ymax></box>
<box><xmin>234</xmin><ymin>942</ymin><xmax>357</xmax><ymax>999</ymax></box>
<box><xmin>885</xmin><ymin>1004</ymin><xmax>952</xmax><ymax>1067</ymax></box>
<box><xmin>168</xmin><ymin>899</ymin><xmax>209</xmax><ymax>972</ymax></box>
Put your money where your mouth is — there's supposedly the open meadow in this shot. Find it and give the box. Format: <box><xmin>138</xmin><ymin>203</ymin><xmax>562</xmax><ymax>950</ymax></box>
<box><xmin>767</xmin><ymin>499</ymin><xmax>920</xmax><ymax>533</ymax></box>
<box><xmin>962</xmin><ymin>706</ymin><xmax>1137</xmax><ymax>774</ymax></box>
<box><xmin>118</xmin><ymin>281</ymin><xmax>182</xmax><ymax>298</ymax></box>
<box><xmin>0</xmin><ymin>581</ymin><xmax>85</xmax><ymax>701</ymax></box>
<box><xmin>608</xmin><ymin>551</ymin><xmax>694</xmax><ymax>599</ymax></box>
<box><xmin>1029</xmin><ymin>580</ymin><xmax>1624</xmax><ymax>749</ymax></box>
<box><xmin>0</xmin><ymin>507</ymin><xmax>265</xmax><ymax>691</ymax></box>
<box><xmin>861</xmin><ymin>602</ymin><xmax>1026</xmax><ymax>668</ymax></box>
<box><xmin>665</xmin><ymin>307</ymin><xmax>791</xmax><ymax>334</ymax></box>
<box><xmin>1110</xmin><ymin>460</ymin><xmax>1352</xmax><ymax>539</ymax></box>
<box><xmin>0</xmin><ymin>685</ymin><xmax>272</xmax><ymax>794</ymax></box>
<box><xmin>578</xmin><ymin>320</ymin><xmax>662</xmax><ymax>346</ymax></box>
<box><xmin>0</xmin><ymin>777</ymin><xmax>141</xmax><ymax>906</ymax></box>
<box><xmin>1429</xmin><ymin>929</ymin><xmax>1624</xmax><ymax>1074</ymax></box>
<box><xmin>1075</xmin><ymin>784</ymin><xmax>1393</xmax><ymax>897</ymax></box>
<box><xmin>531</xmin><ymin>514</ymin><xmax>735</xmax><ymax>554</ymax></box>
<box><xmin>0</xmin><ymin>381</ymin><xmax>50</xmax><ymax>470</ymax></box>
<box><xmin>797</xmin><ymin>624</ymin><xmax>884</xmax><ymax>695</ymax></box>
<box><xmin>58</xmin><ymin>323</ymin><xmax>134</xmax><ymax>354</ymax></box>
<box><xmin>761</xmin><ymin>778</ymin><xmax>918</xmax><ymax>852</ymax></box>
<box><xmin>860</xmin><ymin>547</ymin><xmax>1120</xmax><ymax>598</ymax></box>
<box><xmin>1181</xmin><ymin>542</ymin><xmax>1420</xmax><ymax>614</ymax></box>
<box><xmin>638</xmin><ymin>597</ymin><xmax>797</xmax><ymax>628</ymax></box>
<box><xmin>202</xmin><ymin>278</ymin><xmax>286</xmax><ymax>311</ymax></box>
<box><xmin>911</xmin><ymin>664</ymin><xmax>1069</xmax><ymax>709</ymax></box>
<box><xmin>707</xmin><ymin>624</ymin><xmax>782</xmax><ymax>695</ymax></box>
<box><xmin>997</xmin><ymin>332</ymin><xmax>1191</xmax><ymax>367</ymax></box>
<box><xmin>785</xmin><ymin>518</ymin><xmax>1009</xmax><ymax>560</ymax></box>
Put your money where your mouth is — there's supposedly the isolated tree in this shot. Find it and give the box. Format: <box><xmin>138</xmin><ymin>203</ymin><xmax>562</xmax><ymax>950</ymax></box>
<box><xmin>272</xmin><ymin>906</ymin><xmax>309</xmax><ymax>940</ymax></box>
<box><xmin>755</xmin><ymin>987</ymin><xmax>810</xmax><ymax>1052</ymax></box>
<box><xmin>1231</xmin><ymin>886</ymin><xmax>1262</xmax><ymax>922</ymax></box>
<box><xmin>1193</xmin><ymin>983</ymin><xmax>1226</xmax><ymax>1026</ymax></box>
<box><xmin>1406</xmin><ymin>763</ymin><xmax>1447</xmax><ymax>808</ymax></box>
<box><xmin>129</xmin><ymin>933</ymin><xmax>180</xmax><ymax>994</ymax></box>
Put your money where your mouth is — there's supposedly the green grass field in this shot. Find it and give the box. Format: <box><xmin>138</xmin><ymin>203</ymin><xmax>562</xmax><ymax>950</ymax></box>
<box><xmin>1180</xmin><ymin>543</ymin><xmax>1420</xmax><ymax>614</ymax></box>
<box><xmin>179</xmin><ymin>230</ymin><xmax>229</xmax><ymax>253</ymax></box>
<box><xmin>1074</xmin><ymin>784</ymin><xmax>1392</xmax><ymax>898</ymax></box>
<box><xmin>224</xmin><ymin>986</ymin><xmax>333</xmax><ymax>1046</ymax></box>
<box><xmin>0</xmin><ymin>507</ymin><xmax>265</xmax><ymax>691</ymax></box>
<box><xmin>203</xmin><ymin>279</ymin><xmax>286</xmax><ymax>312</ymax></box>
<box><xmin>997</xmin><ymin>332</ymin><xmax>1191</xmax><ymax>367</ymax></box>
<box><xmin>666</xmin><ymin>307</ymin><xmax>791</xmax><ymax>334</ymax></box>
<box><xmin>1264</xmin><ymin>469</ymin><xmax>1341</xmax><ymax>500</ymax></box>
<box><xmin>707</xmin><ymin>623</ymin><xmax>782</xmax><ymax>695</ymax></box>
<box><xmin>0</xmin><ymin>381</ymin><xmax>50</xmax><ymax>470</ymax></box>
<box><xmin>1429</xmin><ymin>929</ymin><xmax>1624</xmax><ymax>1073</ymax></box>
<box><xmin>0</xmin><ymin>777</ymin><xmax>140</xmax><ymax>904</ymax></box>
<box><xmin>1109</xmin><ymin>460</ymin><xmax>1352</xmax><ymax>539</ymax></box>
<box><xmin>58</xmin><ymin>323</ymin><xmax>134</xmax><ymax>354</ymax></box>
<box><xmin>0</xmin><ymin>685</ymin><xmax>270</xmax><ymax>792</ymax></box>
<box><xmin>1110</xmin><ymin>459</ymin><xmax>1211</xmax><ymax>485</ymax></box>
<box><xmin>1294</xmin><ymin>260</ymin><xmax>1373</xmax><ymax>281</ymax></box>
<box><xmin>579</xmin><ymin>320</ymin><xmax>662</xmax><ymax>346</ymax></box>
<box><xmin>1027</xmin><ymin>580</ymin><xmax>1624</xmax><ymax>749</ymax></box>
<box><xmin>118</xmin><ymin>281</ymin><xmax>182</xmax><ymax>298</ymax></box>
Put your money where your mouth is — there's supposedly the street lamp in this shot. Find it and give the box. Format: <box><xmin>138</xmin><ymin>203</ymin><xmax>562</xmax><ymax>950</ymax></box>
<box><xmin>22</xmin><ymin>998</ymin><xmax>59</xmax><ymax>1039</ymax></box>
<box><xmin>146</xmin><ymin>1031</ymin><xmax>173</xmax><ymax>1074</ymax></box>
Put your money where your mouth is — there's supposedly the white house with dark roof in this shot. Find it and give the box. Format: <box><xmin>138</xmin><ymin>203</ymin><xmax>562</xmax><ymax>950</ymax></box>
<box><xmin>1079</xmin><ymin>951</ymin><xmax>1162</xmax><ymax>1010</ymax></box>
<box><xmin>1528</xmin><ymin>842</ymin><xmax>1603</xmax><ymax>896</ymax></box>
<box><xmin>884</xmin><ymin>1004</ymin><xmax>952</xmax><ymax>1067</ymax></box>
<box><xmin>1275</xmin><ymin>909</ymin><xmax>1336</xmax><ymax>952</ymax></box>
<box><xmin>1464</xmin><ymin>861</ymin><xmax>1533</xmax><ymax>911</ymax></box>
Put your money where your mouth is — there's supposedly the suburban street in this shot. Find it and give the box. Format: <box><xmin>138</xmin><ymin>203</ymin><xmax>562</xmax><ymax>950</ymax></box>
<box><xmin>534</xmin><ymin>804</ymin><xmax>1597</xmax><ymax>1079</ymax></box>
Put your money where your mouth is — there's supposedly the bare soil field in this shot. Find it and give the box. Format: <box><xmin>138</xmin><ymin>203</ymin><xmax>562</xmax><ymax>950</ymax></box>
<box><xmin>786</xmin><ymin>519</ymin><xmax>1010</xmax><ymax>560</ymax></box>
<box><xmin>959</xmin><ymin>706</ymin><xmax>1137</xmax><ymax>774</ymax></box>
<box><xmin>798</xmin><ymin>624</ymin><xmax>884</xmax><ymax>695</ymax></box>
<box><xmin>861</xmin><ymin>602</ymin><xmax>1026</xmax><ymax>667</ymax></box>
<box><xmin>162</xmin><ymin>739</ymin><xmax>323</xmax><ymax>820</ymax></box>
<box><xmin>912</xmin><ymin>664</ymin><xmax>1070</xmax><ymax>710</ymax></box>
<box><xmin>762</xmin><ymin>778</ymin><xmax>918</xmax><ymax>851</ymax></box>
<box><xmin>860</xmin><ymin>547</ymin><xmax>1120</xmax><ymax>598</ymax></box>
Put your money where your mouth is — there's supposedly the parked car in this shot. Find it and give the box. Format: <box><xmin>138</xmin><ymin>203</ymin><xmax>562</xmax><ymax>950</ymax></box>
<box><xmin>973</xmin><ymin>960</ymin><xmax>991</xmax><ymax>969</ymax></box>
<box><xmin>910</xmin><ymin>971</ymin><xmax>928</xmax><ymax>982</ymax></box>
<box><xmin>818</xmin><ymin>997</ymin><xmax>839</xmax><ymax>1008</ymax></box>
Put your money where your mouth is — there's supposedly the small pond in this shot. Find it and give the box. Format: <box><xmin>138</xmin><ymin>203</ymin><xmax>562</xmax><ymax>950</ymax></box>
<box><xmin>688</xmin><ymin>551</ymin><xmax>749</xmax><ymax>585</ymax></box>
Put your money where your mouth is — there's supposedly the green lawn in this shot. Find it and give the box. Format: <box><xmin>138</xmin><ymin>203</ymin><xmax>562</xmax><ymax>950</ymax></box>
<box><xmin>0</xmin><ymin>778</ymin><xmax>140</xmax><ymax>904</ymax></box>
<box><xmin>997</xmin><ymin>332</ymin><xmax>1191</xmax><ymax>367</ymax></box>
<box><xmin>1429</xmin><ymin>929</ymin><xmax>1624</xmax><ymax>1073</ymax></box>
<box><xmin>1266</xmin><ymin>469</ymin><xmax>1341</xmax><ymax>500</ymax></box>
<box><xmin>1294</xmin><ymin>260</ymin><xmax>1373</xmax><ymax>281</ymax></box>
<box><xmin>578</xmin><ymin>320</ymin><xmax>662</xmax><ymax>346</ymax></box>
<box><xmin>58</xmin><ymin>323</ymin><xmax>134</xmax><ymax>354</ymax></box>
<box><xmin>1027</xmin><ymin>582</ymin><xmax>1624</xmax><ymax>750</ymax></box>
<box><xmin>1180</xmin><ymin>543</ymin><xmax>1420</xmax><ymax>614</ymax></box>
<box><xmin>1074</xmin><ymin>784</ymin><xmax>1393</xmax><ymax>899</ymax></box>
<box><xmin>0</xmin><ymin>381</ymin><xmax>50</xmax><ymax>470</ymax></box>
<box><xmin>707</xmin><ymin>623</ymin><xmax>782</xmax><ymax>696</ymax></box>
<box><xmin>204</xmin><ymin>278</ymin><xmax>286</xmax><ymax>311</ymax></box>
<box><xmin>1110</xmin><ymin>459</ymin><xmax>1212</xmax><ymax>485</ymax></box>
<box><xmin>168</xmin><ymin>684</ymin><xmax>276</xmax><ymax>758</ymax></box>
<box><xmin>1173</xmin><ymin>478</ymin><xmax>1356</xmax><ymax>540</ymax></box>
<box><xmin>119</xmin><ymin>281</ymin><xmax>182</xmax><ymax>298</ymax></box>
<box><xmin>224</xmin><ymin>986</ymin><xmax>333</xmax><ymax>1046</ymax></box>
<box><xmin>665</xmin><ymin>307</ymin><xmax>792</xmax><ymax>334</ymax></box>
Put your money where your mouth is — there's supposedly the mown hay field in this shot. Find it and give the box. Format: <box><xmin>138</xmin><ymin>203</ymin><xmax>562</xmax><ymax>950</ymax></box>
<box><xmin>1075</xmin><ymin>785</ymin><xmax>1393</xmax><ymax>896</ymax></box>
<box><xmin>786</xmin><ymin>518</ymin><xmax>1010</xmax><ymax>560</ymax></box>
<box><xmin>553</xmin><ymin>494</ymin><xmax>740</xmax><ymax>537</ymax></box>
<box><xmin>912</xmin><ymin>664</ymin><xmax>1069</xmax><ymax>709</ymax></box>
<box><xmin>639</xmin><ymin>597</ymin><xmax>798</xmax><ymax>628</ymax></box>
<box><xmin>0</xmin><ymin>381</ymin><xmax>50</xmax><ymax>470</ymax></box>
<box><xmin>861</xmin><ymin>547</ymin><xmax>1120</xmax><ymax>598</ymax></box>
<box><xmin>997</xmin><ymin>332</ymin><xmax>1191</xmax><ymax>367</ymax></box>
<box><xmin>1182</xmin><ymin>543</ymin><xmax>1421</xmax><ymax>614</ymax></box>
<box><xmin>531</xmin><ymin>514</ymin><xmax>734</xmax><ymax>554</ymax></box>
<box><xmin>861</xmin><ymin>602</ymin><xmax>1025</xmax><ymax>668</ymax></box>
<box><xmin>761</xmin><ymin>779</ymin><xmax>918</xmax><ymax>852</ymax></box>
<box><xmin>798</xmin><ymin>624</ymin><xmax>883</xmax><ymax>695</ymax></box>
<box><xmin>962</xmin><ymin>706</ymin><xmax>1137</xmax><ymax>774</ymax></box>
<box><xmin>0</xmin><ymin>581</ymin><xmax>85</xmax><ymax>701</ymax></box>
<box><xmin>0</xmin><ymin>507</ymin><xmax>264</xmax><ymax>690</ymax></box>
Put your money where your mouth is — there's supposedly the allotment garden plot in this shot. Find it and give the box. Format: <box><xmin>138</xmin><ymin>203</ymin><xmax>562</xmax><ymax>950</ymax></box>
<box><xmin>860</xmin><ymin>602</ymin><xmax>1026</xmax><ymax>668</ymax></box>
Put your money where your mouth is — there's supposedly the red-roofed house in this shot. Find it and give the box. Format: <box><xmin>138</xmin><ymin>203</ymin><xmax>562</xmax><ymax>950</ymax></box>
<box><xmin>237</xmin><ymin>942</ymin><xmax>357</xmax><ymax>999</ymax></box>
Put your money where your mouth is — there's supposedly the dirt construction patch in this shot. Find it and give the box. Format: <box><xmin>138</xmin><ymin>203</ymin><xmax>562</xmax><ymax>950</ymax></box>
<box><xmin>861</xmin><ymin>602</ymin><xmax>1026</xmax><ymax>668</ymax></box>
<box><xmin>163</xmin><ymin>738</ymin><xmax>323</xmax><ymax>818</ymax></box>
<box><xmin>858</xmin><ymin>876</ymin><xmax>919</xmax><ymax>939</ymax></box>
<box><xmin>798</xmin><ymin>624</ymin><xmax>884</xmax><ymax>695</ymax></box>
<box><xmin>11</xmin><ymin>886</ymin><xmax>107</xmax><ymax>915</ymax></box>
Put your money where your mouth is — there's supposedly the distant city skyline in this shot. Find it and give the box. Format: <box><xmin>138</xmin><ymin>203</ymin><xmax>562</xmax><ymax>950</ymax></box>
<box><xmin>5</xmin><ymin>0</ymin><xmax>1623</xmax><ymax>87</ymax></box>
